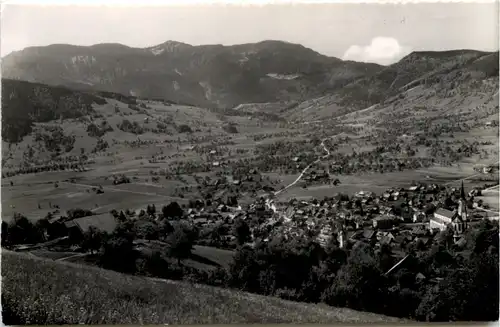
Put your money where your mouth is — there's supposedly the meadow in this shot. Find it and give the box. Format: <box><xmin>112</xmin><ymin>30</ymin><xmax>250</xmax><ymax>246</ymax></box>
<box><xmin>1</xmin><ymin>251</ymin><xmax>405</xmax><ymax>325</ymax></box>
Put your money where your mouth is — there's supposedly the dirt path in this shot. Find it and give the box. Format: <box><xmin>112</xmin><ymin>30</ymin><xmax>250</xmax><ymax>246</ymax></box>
<box><xmin>475</xmin><ymin>207</ymin><xmax>500</xmax><ymax>214</ymax></box>
<box><xmin>273</xmin><ymin>137</ymin><xmax>333</xmax><ymax>196</ymax></box>
<box><xmin>443</xmin><ymin>160</ymin><xmax>499</xmax><ymax>186</ymax></box>
<box><xmin>482</xmin><ymin>184</ymin><xmax>500</xmax><ymax>192</ymax></box>
<box><xmin>57</xmin><ymin>253</ymin><xmax>89</xmax><ymax>262</ymax></box>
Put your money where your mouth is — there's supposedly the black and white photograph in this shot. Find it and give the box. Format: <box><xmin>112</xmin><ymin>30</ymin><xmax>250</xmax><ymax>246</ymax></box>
<box><xmin>1</xmin><ymin>0</ymin><xmax>499</xmax><ymax>324</ymax></box>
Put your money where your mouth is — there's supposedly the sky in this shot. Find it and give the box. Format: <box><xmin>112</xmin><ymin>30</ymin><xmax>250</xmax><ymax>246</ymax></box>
<box><xmin>1</xmin><ymin>1</ymin><xmax>498</xmax><ymax>65</ymax></box>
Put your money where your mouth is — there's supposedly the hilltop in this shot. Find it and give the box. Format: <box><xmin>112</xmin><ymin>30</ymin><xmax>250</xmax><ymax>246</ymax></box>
<box><xmin>2</xmin><ymin>40</ymin><xmax>381</xmax><ymax>108</ymax></box>
<box><xmin>1</xmin><ymin>251</ymin><xmax>405</xmax><ymax>324</ymax></box>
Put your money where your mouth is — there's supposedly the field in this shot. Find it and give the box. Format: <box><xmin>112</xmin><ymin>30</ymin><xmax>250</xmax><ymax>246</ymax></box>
<box><xmin>1</xmin><ymin>251</ymin><xmax>405</xmax><ymax>325</ymax></box>
<box><xmin>276</xmin><ymin>165</ymin><xmax>500</xmax><ymax>202</ymax></box>
<box><xmin>1</xmin><ymin>176</ymin><xmax>186</xmax><ymax>221</ymax></box>
<box><xmin>191</xmin><ymin>245</ymin><xmax>235</xmax><ymax>269</ymax></box>
<box><xmin>476</xmin><ymin>187</ymin><xmax>500</xmax><ymax>212</ymax></box>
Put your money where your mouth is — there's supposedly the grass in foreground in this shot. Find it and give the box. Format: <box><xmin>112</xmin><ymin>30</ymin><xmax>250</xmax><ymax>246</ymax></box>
<box><xmin>1</xmin><ymin>250</ymin><xmax>405</xmax><ymax>324</ymax></box>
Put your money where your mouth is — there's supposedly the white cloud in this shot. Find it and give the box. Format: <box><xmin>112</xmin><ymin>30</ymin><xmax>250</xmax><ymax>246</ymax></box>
<box><xmin>342</xmin><ymin>37</ymin><xmax>412</xmax><ymax>65</ymax></box>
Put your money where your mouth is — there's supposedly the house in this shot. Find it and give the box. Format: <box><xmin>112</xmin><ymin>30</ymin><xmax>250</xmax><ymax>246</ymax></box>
<box><xmin>394</xmin><ymin>234</ymin><xmax>412</xmax><ymax>248</ymax></box>
<box><xmin>413</xmin><ymin>211</ymin><xmax>426</xmax><ymax>223</ymax></box>
<box><xmin>356</xmin><ymin>190</ymin><xmax>374</xmax><ymax>198</ymax></box>
<box><xmin>362</xmin><ymin>229</ymin><xmax>377</xmax><ymax>241</ymax></box>
<box><xmin>483</xmin><ymin>166</ymin><xmax>493</xmax><ymax>174</ymax></box>
<box><xmin>413</xmin><ymin>236</ymin><xmax>431</xmax><ymax>248</ymax></box>
<box><xmin>379</xmin><ymin>233</ymin><xmax>395</xmax><ymax>245</ymax></box>
<box><xmin>454</xmin><ymin>236</ymin><xmax>467</xmax><ymax>248</ymax></box>
<box><xmin>193</xmin><ymin>218</ymin><xmax>208</xmax><ymax>226</ymax></box>
<box><xmin>64</xmin><ymin>213</ymin><xmax>118</xmax><ymax>240</ymax></box>
<box><xmin>415</xmin><ymin>273</ymin><xmax>426</xmax><ymax>283</ymax></box>
<box><xmin>430</xmin><ymin>187</ymin><xmax>468</xmax><ymax>238</ymax></box>
<box><xmin>373</xmin><ymin>215</ymin><xmax>398</xmax><ymax>229</ymax></box>
<box><xmin>430</xmin><ymin>208</ymin><xmax>456</xmax><ymax>231</ymax></box>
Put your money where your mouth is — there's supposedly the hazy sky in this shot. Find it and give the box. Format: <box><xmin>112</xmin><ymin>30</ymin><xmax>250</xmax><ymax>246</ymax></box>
<box><xmin>2</xmin><ymin>2</ymin><xmax>498</xmax><ymax>65</ymax></box>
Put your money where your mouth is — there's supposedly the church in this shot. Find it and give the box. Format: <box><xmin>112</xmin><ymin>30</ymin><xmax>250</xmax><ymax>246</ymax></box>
<box><xmin>429</xmin><ymin>182</ymin><xmax>468</xmax><ymax>239</ymax></box>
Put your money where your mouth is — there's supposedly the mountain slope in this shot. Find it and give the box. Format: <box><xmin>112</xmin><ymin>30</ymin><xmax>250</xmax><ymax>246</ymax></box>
<box><xmin>2</xmin><ymin>40</ymin><xmax>382</xmax><ymax>108</ymax></box>
<box><xmin>1</xmin><ymin>79</ymin><xmax>145</xmax><ymax>144</ymax></box>
<box><xmin>1</xmin><ymin>251</ymin><xmax>406</xmax><ymax>325</ymax></box>
<box><xmin>1</xmin><ymin>79</ymin><xmax>107</xmax><ymax>143</ymax></box>
<box><xmin>335</xmin><ymin>50</ymin><xmax>498</xmax><ymax>108</ymax></box>
<box><xmin>285</xmin><ymin>50</ymin><xmax>499</xmax><ymax>122</ymax></box>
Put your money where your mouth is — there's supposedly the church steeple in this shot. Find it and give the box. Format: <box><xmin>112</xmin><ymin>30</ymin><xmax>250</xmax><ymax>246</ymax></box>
<box><xmin>458</xmin><ymin>181</ymin><xmax>468</xmax><ymax>222</ymax></box>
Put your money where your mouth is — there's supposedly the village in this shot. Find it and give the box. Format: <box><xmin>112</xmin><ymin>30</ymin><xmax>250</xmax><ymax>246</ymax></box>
<box><xmin>8</xmin><ymin>164</ymin><xmax>498</xmax><ymax>276</ymax></box>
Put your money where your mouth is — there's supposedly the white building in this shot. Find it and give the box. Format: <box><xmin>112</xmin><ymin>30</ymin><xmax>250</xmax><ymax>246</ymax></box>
<box><xmin>430</xmin><ymin>186</ymin><xmax>468</xmax><ymax>239</ymax></box>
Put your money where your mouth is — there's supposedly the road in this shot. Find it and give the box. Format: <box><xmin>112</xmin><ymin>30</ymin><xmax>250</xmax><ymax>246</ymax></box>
<box><xmin>482</xmin><ymin>184</ymin><xmax>500</xmax><ymax>192</ymax></box>
<box><xmin>475</xmin><ymin>207</ymin><xmax>500</xmax><ymax>215</ymax></box>
<box><xmin>443</xmin><ymin>160</ymin><xmax>499</xmax><ymax>186</ymax></box>
<box><xmin>273</xmin><ymin>137</ymin><xmax>333</xmax><ymax>196</ymax></box>
<box><xmin>57</xmin><ymin>253</ymin><xmax>89</xmax><ymax>262</ymax></box>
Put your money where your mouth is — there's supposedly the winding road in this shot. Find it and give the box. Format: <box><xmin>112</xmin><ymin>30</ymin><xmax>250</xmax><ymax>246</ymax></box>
<box><xmin>273</xmin><ymin>137</ymin><xmax>333</xmax><ymax>196</ymax></box>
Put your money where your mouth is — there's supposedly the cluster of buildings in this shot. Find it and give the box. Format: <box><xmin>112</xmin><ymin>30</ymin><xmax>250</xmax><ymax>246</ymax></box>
<box><xmin>17</xmin><ymin>169</ymin><xmax>492</xmax><ymax>261</ymax></box>
<box><xmin>257</xmin><ymin>181</ymin><xmax>481</xmax><ymax>254</ymax></box>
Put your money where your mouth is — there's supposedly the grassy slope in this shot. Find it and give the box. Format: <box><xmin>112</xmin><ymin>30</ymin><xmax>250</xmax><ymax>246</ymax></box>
<box><xmin>1</xmin><ymin>251</ymin><xmax>405</xmax><ymax>324</ymax></box>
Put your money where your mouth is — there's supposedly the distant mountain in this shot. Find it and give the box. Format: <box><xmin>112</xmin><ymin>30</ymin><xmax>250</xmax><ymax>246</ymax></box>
<box><xmin>281</xmin><ymin>50</ymin><xmax>499</xmax><ymax>122</ymax></box>
<box><xmin>335</xmin><ymin>50</ymin><xmax>499</xmax><ymax>109</ymax></box>
<box><xmin>2</xmin><ymin>40</ymin><xmax>382</xmax><ymax>108</ymax></box>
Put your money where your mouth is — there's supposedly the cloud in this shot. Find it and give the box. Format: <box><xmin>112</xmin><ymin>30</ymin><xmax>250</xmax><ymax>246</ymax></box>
<box><xmin>342</xmin><ymin>37</ymin><xmax>412</xmax><ymax>65</ymax></box>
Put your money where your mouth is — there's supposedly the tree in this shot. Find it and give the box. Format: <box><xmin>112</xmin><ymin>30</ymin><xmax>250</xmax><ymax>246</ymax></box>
<box><xmin>2</xmin><ymin>221</ymin><xmax>10</xmax><ymax>247</ymax></box>
<box><xmin>118</xmin><ymin>211</ymin><xmax>127</xmax><ymax>222</ymax></box>
<box><xmin>226</xmin><ymin>195</ymin><xmax>238</xmax><ymax>207</ymax></box>
<box><xmin>162</xmin><ymin>202</ymin><xmax>183</xmax><ymax>219</ymax></box>
<box><xmin>146</xmin><ymin>251</ymin><xmax>170</xmax><ymax>278</ymax></box>
<box><xmin>82</xmin><ymin>226</ymin><xmax>104</xmax><ymax>254</ymax></box>
<box><xmin>228</xmin><ymin>245</ymin><xmax>261</xmax><ymax>292</ymax></box>
<box><xmin>67</xmin><ymin>208</ymin><xmax>93</xmax><ymax>219</ymax></box>
<box><xmin>322</xmin><ymin>242</ymin><xmax>386</xmax><ymax>312</ymax></box>
<box><xmin>34</xmin><ymin>218</ymin><xmax>50</xmax><ymax>240</ymax></box>
<box><xmin>177</xmin><ymin>124</ymin><xmax>192</xmax><ymax>133</ymax></box>
<box><xmin>416</xmin><ymin>251</ymin><xmax>499</xmax><ymax>321</ymax></box>
<box><xmin>233</xmin><ymin>218</ymin><xmax>251</xmax><ymax>246</ymax></box>
<box><xmin>146</xmin><ymin>204</ymin><xmax>156</xmax><ymax>218</ymax></box>
<box><xmin>6</xmin><ymin>213</ymin><xmax>43</xmax><ymax>245</ymax></box>
<box><xmin>137</xmin><ymin>222</ymin><xmax>159</xmax><ymax>241</ymax></box>
<box><xmin>436</xmin><ymin>226</ymin><xmax>455</xmax><ymax>250</ymax></box>
<box><xmin>378</xmin><ymin>243</ymin><xmax>395</xmax><ymax>273</ymax></box>
<box><xmin>100</xmin><ymin>222</ymin><xmax>136</xmax><ymax>273</ymax></box>
<box><xmin>168</xmin><ymin>227</ymin><xmax>193</xmax><ymax>265</ymax></box>
<box><xmin>159</xmin><ymin>220</ymin><xmax>175</xmax><ymax>239</ymax></box>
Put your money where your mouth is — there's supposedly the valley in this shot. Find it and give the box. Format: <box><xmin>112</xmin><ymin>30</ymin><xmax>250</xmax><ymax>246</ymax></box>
<box><xmin>1</xmin><ymin>40</ymin><xmax>499</xmax><ymax>324</ymax></box>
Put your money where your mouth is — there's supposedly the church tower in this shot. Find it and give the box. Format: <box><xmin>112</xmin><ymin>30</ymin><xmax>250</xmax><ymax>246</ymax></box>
<box><xmin>453</xmin><ymin>181</ymin><xmax>468</xmax><ymax>241</ymax></box>
<box><xmin>336</xmin><ymin>222</ymin><xmax>346</xmax><ymax>249</ymax></box>
<box><xmin>337</xmin><ymin>229</ymin><xmax>345</xmax><ymax>249</ymax></box>
<box><xmin>458</xmin><ymin>181</ymin><xmax>468</xmax><ymax>221</ymax></box>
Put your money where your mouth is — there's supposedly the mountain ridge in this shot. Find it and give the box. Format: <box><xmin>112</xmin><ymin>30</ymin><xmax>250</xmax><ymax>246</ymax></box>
<box><xmin>2</xmin><ymin>40</ymin><xmax>383</xmax><ymax>108</ymax></box>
